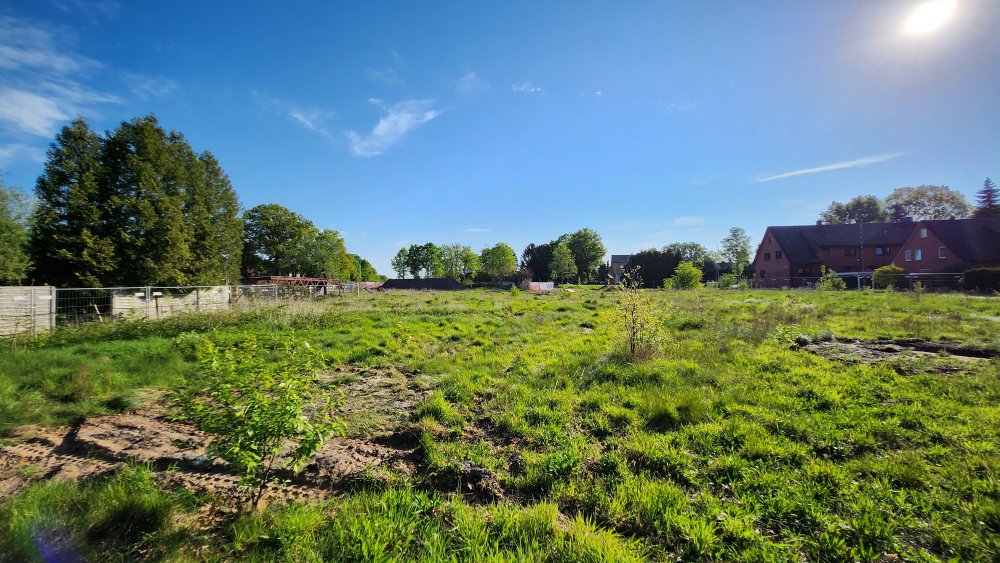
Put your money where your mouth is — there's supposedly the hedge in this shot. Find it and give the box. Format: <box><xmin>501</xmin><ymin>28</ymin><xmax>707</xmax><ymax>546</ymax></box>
<box><xmin>963</xmin><ymin>268</ymin><xmax>1000</xmax><ymax>292</ymax></box>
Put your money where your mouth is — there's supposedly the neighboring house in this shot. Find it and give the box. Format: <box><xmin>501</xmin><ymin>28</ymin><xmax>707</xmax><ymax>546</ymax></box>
<box><xmin>753</xmin><ymin>222</ymin><xmax>913</xmax><ymax>288</ymax></box>
<box><xmin>609</xmin><ymin>254</ymin><xmax>631</xmax><ymax>284</ymax></box>
<box><xmin>893</xmin><ymin>218</ymin><xmax>1000</xmax><ymax>273</ymax></box>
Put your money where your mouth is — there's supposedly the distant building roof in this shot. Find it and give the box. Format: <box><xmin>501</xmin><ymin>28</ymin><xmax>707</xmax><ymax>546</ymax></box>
<box><xmin>610</xmin><ymin>254</ymin><xmax>631</xmax><ymax>265</ymax></box>
<box><xmin>923</xmin><ymin>218</ymin><xmax>1000</xmax><ymax>263</ymax></box>
<box><xmin>768</xmin><ymin>223</ymin><xmax>913</xmax><ymax>265</ymax></box>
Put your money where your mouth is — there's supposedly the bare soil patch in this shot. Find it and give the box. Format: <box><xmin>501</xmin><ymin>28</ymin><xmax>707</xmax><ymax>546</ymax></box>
<box><xmin>0</xmin><ymin>366</ymin><xmax>427</xmax><ymax>502</ymax></box>
<box><xmin>804</xmin><ymin>339</ymin><xmax>996</xmax><ymax>365</ymax></box>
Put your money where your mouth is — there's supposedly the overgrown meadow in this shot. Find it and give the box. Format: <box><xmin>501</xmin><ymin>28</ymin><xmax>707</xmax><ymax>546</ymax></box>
<box><xmin>1</xmin><ymin>288</ymin><xmax>998</xmax><ymax>561</ymax></box>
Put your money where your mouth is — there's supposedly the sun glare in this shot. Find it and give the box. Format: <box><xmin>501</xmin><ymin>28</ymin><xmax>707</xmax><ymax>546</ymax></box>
<box><xmin>903</xmin><ymin>0</ymin><xmax>957</xmax><ymax>35</ymax></box>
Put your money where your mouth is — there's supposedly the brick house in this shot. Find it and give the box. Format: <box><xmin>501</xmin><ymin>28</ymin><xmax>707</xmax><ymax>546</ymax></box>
<box><xmin>893</xmin><ymin>218</ymin><xmax>1000</xmax><ymax>273</ymax></box>
<box><xmin>752</xmin><ymin>222</ymin><xmax>913</xmax><ymax>288</ymax></box>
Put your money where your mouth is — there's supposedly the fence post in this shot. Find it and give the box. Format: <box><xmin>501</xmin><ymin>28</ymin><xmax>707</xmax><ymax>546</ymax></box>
<box><xmin>145</xmin><ymin>287</ymin><xmax>151</xmax><ymax>319</ymax></box>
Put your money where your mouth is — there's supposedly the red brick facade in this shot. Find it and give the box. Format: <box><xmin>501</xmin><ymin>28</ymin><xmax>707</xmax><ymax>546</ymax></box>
<box><xmin>893</xmin><ymin>222</ymin><xmax>1000</xmax><ymax>273</ymax></box>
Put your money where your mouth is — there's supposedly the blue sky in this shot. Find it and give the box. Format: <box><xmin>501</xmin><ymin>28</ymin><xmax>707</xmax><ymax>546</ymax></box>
<box><xmin>1</xmin><ymin>1</ymin><xmax>998</xmax><ymax>275</ymax></box>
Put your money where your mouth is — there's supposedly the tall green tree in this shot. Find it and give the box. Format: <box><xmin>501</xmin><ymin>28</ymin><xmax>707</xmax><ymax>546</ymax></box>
<box><xmin>521</xmin><ymin>242</ymin><xmax>555</xmax><ymax>281</ymax></box>
<box><xmin>101</xmin><ymin>116</ymin><xmax>194</xmax><ymax>286</ymax></box>
<box><xmin>549</xmin><ymin>243</ymin><xmax>577</xmax><ymax>283</ymax></box>
<box><xmin>720</xmin><ymin>227</ymin><xmax>751</xmax><ymax>273</ymax></box>
<box><xmin>242</xmin><ymin>204</ymin><xmax>316</xmax><ymax>277</ymax></box>
<box><xmin>440</xmin><ymin>243</ymin><xmax>475</xmax><ymax>281</ymax></box>
<box><xmin>973</xmin><ymin>177</ymin><xmax>1000</xmax><ymax>219</ymax></box>
<box><xmin>460</xmin><ymin>246</ymin><xmax>481</xmax><ymax>280</ymax></box>
<box><xmin>480</xmin><ymin>243</ymin><xmax>517</xmax><ymax>281</ymax></box>
<box><xmin>884</xmin><ymin>185</ymin><xmax>972</xmax><ymax>221</ymax></box>
<box><xmin>29</xmin><ymin>117</ymin><xmax>116</xmax><ymax>287</ymax></box>
<box><xmin>350</xmin><ymin>254</ymin><xmax>379</xmax><ymax>281</ymax></box>
<box><xmin>662</xmin><ymin>242</ymin><xmax>710</xmax><ymax>263</ymax></box>
<box><xmin>287</xmin><ymin>229</ymin><xmax>353</xmax><ymax>278</ymax></box>
<box><xmin>183</xmin><ymin>152</ymin><xmax>243</xmax><ymax>285</ymax></box>
<box><xmin>567</xmin><ymin>228</ymin><xmax>606</xmax><ymax>283</ymax></box>
<box><xmin>820</xmin><ymin>195</ymin><xmax>889</xmax><ymax>224</ymax></box>
<box><xmin>391</xmin><ymin>247</ymin><xmax>409</xmax><ymax>278</ymax></box>
<box><xmin>0</xmin><ymin>180</ymin><xmax>32</xmax><ymax>284</ymax></box>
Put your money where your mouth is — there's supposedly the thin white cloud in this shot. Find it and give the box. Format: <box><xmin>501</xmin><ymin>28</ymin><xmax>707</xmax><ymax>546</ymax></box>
<box><xmin>122</xmin><ymin>72</ymin><xmax>179</xmax><ymax>100</ymax></box>
<box><xmin>462</xmin><ymin>227</ymin><xmax>490</xmax><ymax>233</ymax></box>
<box><xmin>346</xmin><ymin>99</ymin><xmax>443</xmax><ymax>157</ymax></box>
<box><xmin>0</xmin><ymin>16</ymin><xmax>121</xmax><ymax>138</ymax></box>
<box><xmin>672</xmin><ymin>216</ymin><xmax>704</xmax><ymax>227</ymax></box>
<box><xmin>512</xmin><ymin>81</ymin><xmax>544</xmax><ymax>94</ymax></box>
<box><xmin>455</xmin><ymin>71</ymin><xmax>489</xmax><ymax>94</ymax></box>
<box><xmin>0</xmin><ymin>142</ymin><xmax>46</xmax><ymax>166</ymax></box>
<box><xmin>756</xmin><ymin>152</ymin><xmax>904</xmax><ymax>183</ymax></box>
<box><xmin>0</xmin><ymin>87</ymin><xmax>71</xmax><ymax>136</ymax></box>
<box><xmin>254</xmin><ymin>92</ymin><xmax>334</xmax><ymax>138</ymax></box>
<box><xmin>365</xmin><ymin>66</ymin><xmax>403</xmax><ymax>85</ymax></box>
<box><xmin>666</xmin><ymin>101</ymin><xmax>696</xmax><ymax>112</ymax></box>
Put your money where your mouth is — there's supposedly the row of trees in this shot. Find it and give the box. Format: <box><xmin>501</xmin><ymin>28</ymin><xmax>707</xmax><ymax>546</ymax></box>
<box><xmin>520</xmin><ymin>228</ymin><xmax>606</xmax><ymax>283</ymax></box>
<box><xmin>819</xmin><ymin>181</ymin><xmax>998</xmax><ymax>224</ymax></box>
<box><xmin>391</xmin><ymin>242</ymin><xmax>518</xmax><ymax>282</ymax></box>
<box><xmin>616</xmin><ymin>229</ymin><xmax>752</xmax><ymax>288</ymax></box>
<box><xmin>0</xmin><ymin>116</ymin><xmax>379</xmax><ymax>287</ymax></box>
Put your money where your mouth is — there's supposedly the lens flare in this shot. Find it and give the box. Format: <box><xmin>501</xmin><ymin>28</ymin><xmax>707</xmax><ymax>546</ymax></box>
<box><xmin>903</xmin><ymin>0</ymin><xmax>957</xmax><ymax>34</ymax></box>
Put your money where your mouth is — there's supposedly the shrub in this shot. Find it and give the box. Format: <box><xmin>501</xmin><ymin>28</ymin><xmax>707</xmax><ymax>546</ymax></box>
<box><xmin>872</xmin><ymin>265</ymin><xmax>905</xmax><ymax>289</ymax></box>
<box><xmin>815</xmin><ymin>266</ymin><xmax>846</xmax><ymax>290</ymax></box>
<box><xmin>715</xmin><ymin>273</ymin><xmax>750</xmax><ymax>289</ymax></box>
<box><xmin>615</xmin><ymin>267</ymin><xmax>667</xmax><ymax>360</ymax></box>
<box><xmin>171</xmin><ymin>334</ymin><xmax>344</xmax><ymax>510</ymax></box>
<box><xmin>664</xmin><ymin>262</ymin><xmax>702</xmax><ymax>290</ymax></box>
<box><xmin>963</xmin><ymin>267</ymin><xmax>1000</xmax><ymax>292</ymax></box>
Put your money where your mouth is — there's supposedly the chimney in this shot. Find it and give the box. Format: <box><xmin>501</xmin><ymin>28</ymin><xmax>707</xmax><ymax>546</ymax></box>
<box><xmin>816</xmin><ymin>220</ymin><xmax>823</xmax><ymax>225</ymax></box>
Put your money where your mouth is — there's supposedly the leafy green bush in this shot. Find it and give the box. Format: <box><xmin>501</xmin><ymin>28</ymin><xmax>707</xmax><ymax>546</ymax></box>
<box><xmin>872</xmin><ymin>265</ymin><xmax>905</xmax><ymax>289</ymax></box>
<box><xmin>963</xmin><ymin>267</ymin><xmax>1000</xmax><ymax>292</ymax></box>
<box><xmin>615</xmin><ymin>268</ymin><xmax>667</xmax><ymax>360</ymax></box>
<box><xmin>172</xmin><ymin>334</ymin><xmax>343</xmax><ymax>510</ymax></box>
<box><xmin>664</xmin><ymin>261</ymin><xmax>702</xmax><ymax>290</ymax></box>
<box><xmin>815</xmin><ymin>266</ymin><xmax>846</xmax><ymax>290</ymax></box>
<box><xmin>714</xmin><ymin>273</ymin><xmax>750</xmax><ymax>289</ymax></box>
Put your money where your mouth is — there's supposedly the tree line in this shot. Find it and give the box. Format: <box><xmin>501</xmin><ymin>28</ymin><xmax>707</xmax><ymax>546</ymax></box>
<box><xmin>0</xmin><ymin>115</ymin><xmax>380</xmax><ymax>287</ymax></box>
<box><xmin>819</xmin><ymin>181</ymin><xmax>999</xmax><ymax>224</ymax></box>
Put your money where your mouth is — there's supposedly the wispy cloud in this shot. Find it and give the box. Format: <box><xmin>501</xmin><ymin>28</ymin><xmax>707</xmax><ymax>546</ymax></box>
<box><xmin>0</xmin><ymin>142</ymin><xmax>46</xmax><ymax>166</ymax></box>
<box><xmin>756</xmin><ymin>152</ymin><xmax>904</xmax><ymax>183</ymax></box>
<box><xmin>0</xmin><ymin>87</ymin><xmax>73</xmax><ymax>136</ymax></box>
<box><xmin>365</xmin><ymin>66</ymin><xmax>403</xmax><ymax>86</ymax></box>
<box><xmin>0</xmin><ymin>16</ymin><xmax>122</xmax><ymax>138</ymax></box>
<box><xmin>672</xmin><ymin>216</ymin><xmax>704</xmax><ymax>227</ymax></box>
<box><xmin>454</xmin><ymin>71</ymin><xmax>489</xmax><ymax>95</ymax></box>
<box><xmin>666</xmin><ymin>101</ymin><xmax>696</xmax><ymax>112</ymax></box>
<box><xmin>346</xmin><ymin>98</ymin><xmax>443</xmax><ymax>157</ymax></box>
<box><xmin>463</xmin><ymin>227</ymin><xmax>490</xmax><ymax>233</ymax></box>
<box><xmin>254</xmin><ymin>92</ymin><xmax>335</xmax><ymax>137</ymax></box>
<box><xmin>512</xmin><ymin>81</ymin><xmax>544</xmax><ymax>94</ymax></box>
<box><xmin>122</xmin><ymin>72</ymin><xmax>179</xmax><ymax>100</ymax></box>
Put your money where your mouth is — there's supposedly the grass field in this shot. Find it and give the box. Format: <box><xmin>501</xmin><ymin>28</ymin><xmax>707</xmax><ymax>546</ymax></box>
<box><xmin>1</xmin><ymin>287</ymin><xmax>998</xmax><ymax>561</ymax></box>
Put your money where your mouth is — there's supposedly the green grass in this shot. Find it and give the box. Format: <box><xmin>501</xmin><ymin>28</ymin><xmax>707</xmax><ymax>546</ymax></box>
<box><xmin>1</xmin><ymin>288</ymin><xmax>998</xmax><ymax>560</ymax></box>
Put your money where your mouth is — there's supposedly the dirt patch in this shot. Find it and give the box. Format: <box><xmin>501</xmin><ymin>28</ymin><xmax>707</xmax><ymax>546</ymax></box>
<box><xmin>0</xmin><ymin>367</ymin><xmax>429</xmax><ymax>502</ymax></box>
<box><xmin>804</xmin><ymin>340</ymin><xmax>996</xmax><ymax>365</ymax></box>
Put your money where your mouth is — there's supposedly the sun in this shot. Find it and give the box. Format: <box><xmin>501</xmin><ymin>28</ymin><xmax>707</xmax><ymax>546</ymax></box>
<box><xmin>903</xmin><ymin>0</ymin><xmax>957</xmax><ymax>35</ymax></box>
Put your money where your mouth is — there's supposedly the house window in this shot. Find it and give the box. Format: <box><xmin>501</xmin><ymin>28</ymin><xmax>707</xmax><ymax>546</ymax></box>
<box><xmin>845</xmin><ymin>247</ymin><xmax>857</xmax><ymax>257</ymax></box>
<box><xmin>938</xmin><ymin>246</ymin><xmax>946</xmax><ymax>259</ymax></box>
<box><xmin>796</xmin><ymin>267</ymin><xmax>811</xmax><ymax>275</ymax></box>
<box><xmin>760</xmin><ymin>270</ymin><xmax>766</xmax><ymax>278</ymax></box>
<box><xmin>822</xmin><ymin>247</ymin><xmax>830</xmax><ymax>257</ymax></box>
<box><xmin>905</xmin><ymin>250</ymin><xmax>912</xmax><ymax>261</ymax></box>
<box><xmin>776</xmin><ymin>250</ymin><xmax>782</xmax><ymax>259</ymax></box>
<box><xmin>875</xmin><ymin>246</ymin><xmax>890</xmax><ymax>256</ymax></box>
<box><xmin>915</xmin><ymin>249</ymin><xmax>922</xmax><ymax>261</ymax></box>
<box><xmin>763</xmin><ymin>252</ymin><xmax>771</xmax><ymax>260</ymax></box>
<box><xmin>920</xmin><ymin>228</ymin><xmax>927</xmax><ymax>238</ymax></box>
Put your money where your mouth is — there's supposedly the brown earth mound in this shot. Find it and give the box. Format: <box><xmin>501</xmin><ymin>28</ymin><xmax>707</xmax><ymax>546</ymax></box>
<box><xmin>0</xmin><ymin>367</ymin><xmax>428</xmax><ymax>503</ymax></box>
<box><xmin>804</xmin><ymin>339</ymin><xmax>996</xmax><ymax>365</ymax></box>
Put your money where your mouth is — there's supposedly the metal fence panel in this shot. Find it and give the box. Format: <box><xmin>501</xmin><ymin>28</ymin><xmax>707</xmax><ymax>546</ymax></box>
<box><xmin>0</xmin><ymin>286</ymin><xmax>56</xmax><ymax>337</ymax></box>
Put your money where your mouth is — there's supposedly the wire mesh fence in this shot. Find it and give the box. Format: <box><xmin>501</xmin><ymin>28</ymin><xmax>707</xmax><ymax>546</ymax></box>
<box><xmin>0</xmin><ymin>284</ymin><xmax>323</xmax><ymax>337</ymax></box>
<box><xmin>755</xmin><ymin>272</ymin><xmax>965</xmax><ymax>290</ymax></box>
